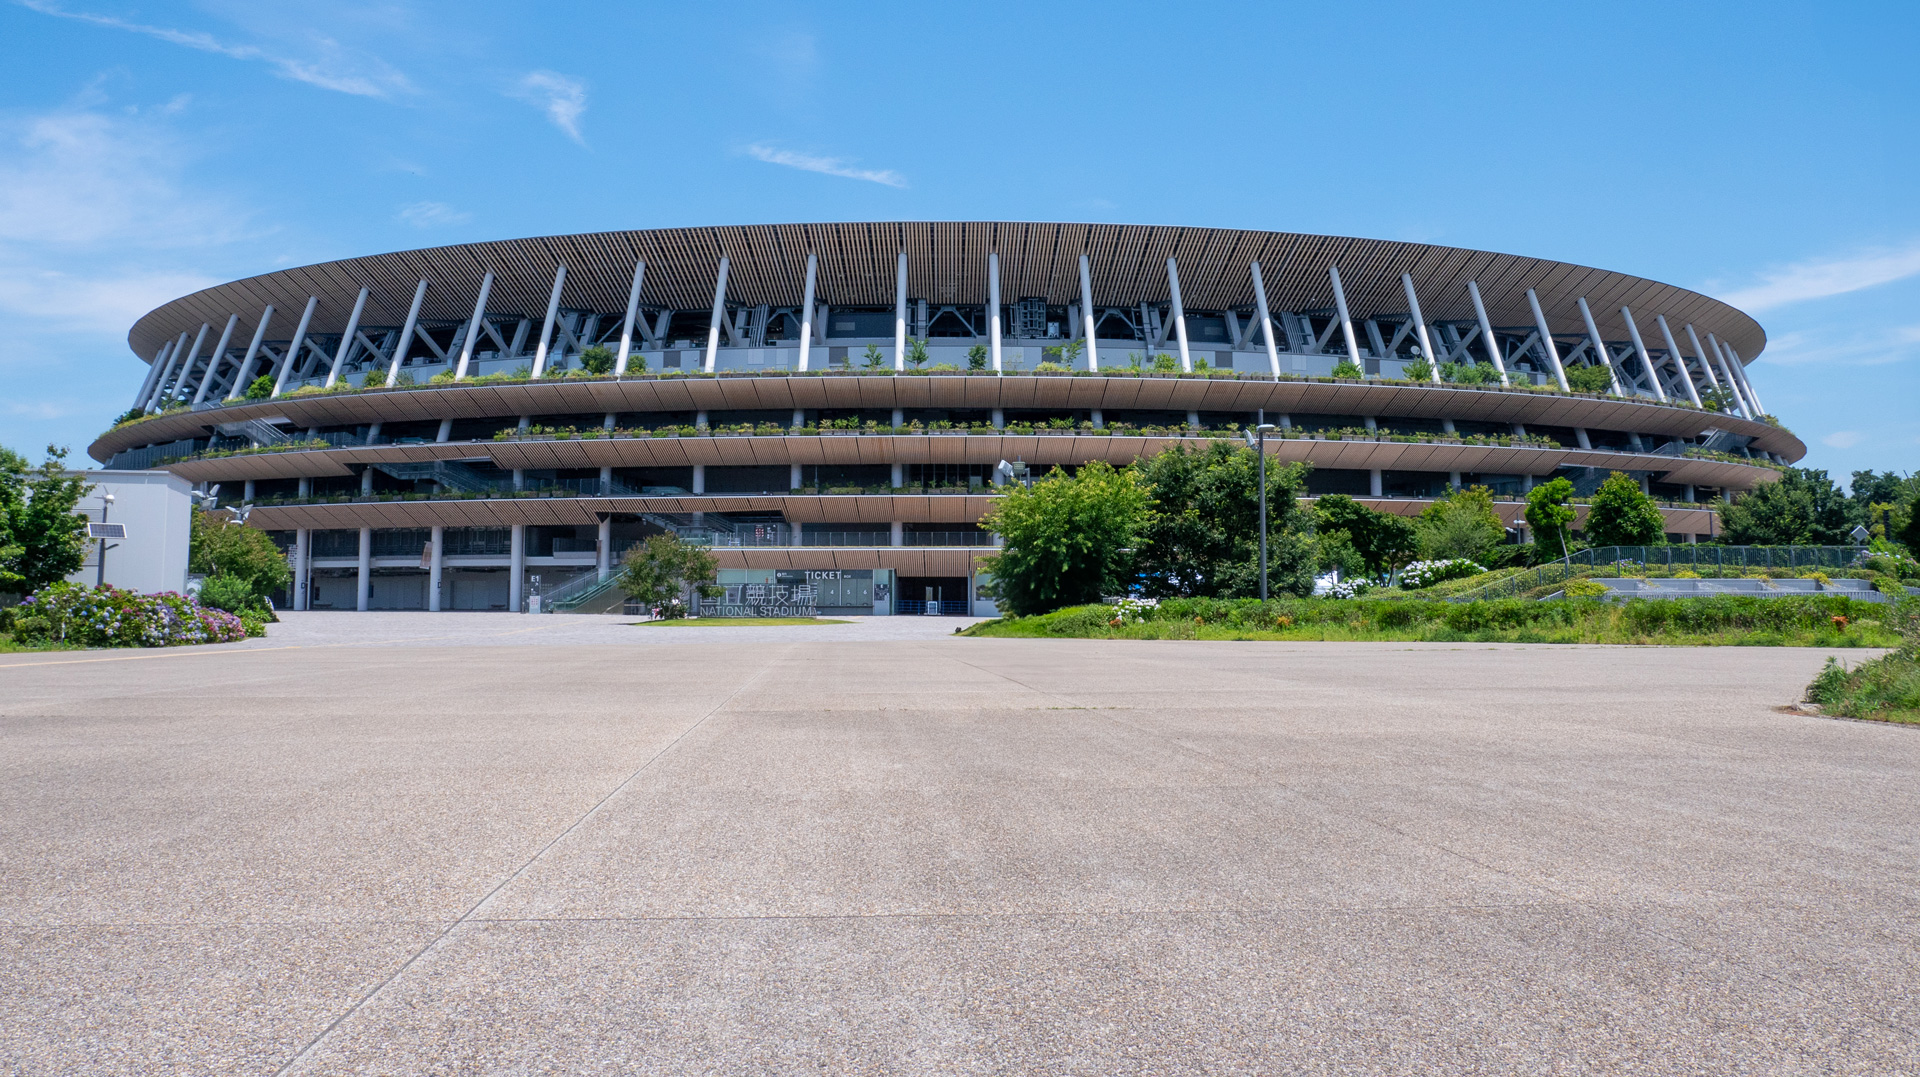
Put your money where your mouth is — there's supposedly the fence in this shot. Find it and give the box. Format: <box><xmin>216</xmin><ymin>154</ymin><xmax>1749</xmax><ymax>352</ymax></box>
<box><xmin>1445</xmin><ymin>545</ymin><xmax>1868</xmax><ymax>602</ymax></box>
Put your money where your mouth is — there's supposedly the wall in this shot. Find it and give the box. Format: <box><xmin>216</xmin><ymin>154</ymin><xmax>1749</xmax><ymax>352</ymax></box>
<box><xmin>65</xmin><ymin>470</ymin><xmax>193</xmax><ymax>595</ymax></box>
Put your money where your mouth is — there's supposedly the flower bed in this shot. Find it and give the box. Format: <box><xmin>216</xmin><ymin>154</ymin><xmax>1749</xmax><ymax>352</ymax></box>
<box><xmin>8</xmin><ymin>583</ymin><xmax>254</xmax><ymax>647</ymax></box>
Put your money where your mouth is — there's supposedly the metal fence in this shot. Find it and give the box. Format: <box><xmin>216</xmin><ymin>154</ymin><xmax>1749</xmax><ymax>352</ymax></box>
<box><xmin>1446</xmin><ymin>545</ymin><xmax>1869</xmax><ymax>602</ymax></box>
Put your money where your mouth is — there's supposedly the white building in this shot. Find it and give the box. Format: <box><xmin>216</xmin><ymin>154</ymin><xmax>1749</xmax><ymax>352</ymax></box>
<box><xmin>66</xmin><ymin>470</ymin><xmax>194</xmax><ymax>596</ymax></box>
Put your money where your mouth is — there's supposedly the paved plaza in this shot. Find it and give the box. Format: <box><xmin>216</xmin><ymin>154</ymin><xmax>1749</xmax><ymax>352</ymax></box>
<box><xmin>1</xmin><ymin>622</ymin><xmax>1916</xmax><ymax>1074</ymax></box>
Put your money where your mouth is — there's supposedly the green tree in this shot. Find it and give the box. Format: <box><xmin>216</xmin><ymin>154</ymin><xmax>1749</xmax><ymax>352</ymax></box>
<box><xmin>1</xmin><ymin>446</ymin><xmax>92</xmax><ymax>593</ymax></box>
<box><xmin>1399</xmin><ymin>358</ymin><xmax>1433</xmax><ymax>381</ymax></box>
<box><xmin>1524</xmin><ymin>477</ymin><xmax>1578</xmax><ymax>560</ymax></box>
<box><xmin>1415</xmin><ymin>485</ymin><xmax>1506</xmax><ymax>561</ymax></box>
<box><xmin>1313</xmin><ymin>495</ymin><xmax>1417</xmax><ymax>577</ymax></box>
<box><xmin>244</xmin><ymin>374</ymin><xmax>274</xmax><ymax>399</ymax></box>
<box><xmin>1565</xmin><ymin>363</ymin><xmax>1614</xmax><ymax>394</ymax></box>
<box><xmin>966</xmin><ymin>344</ymin><xmax>988</xmax><ymax>370</ymax></box>
<box><xmin>980</xmin><ymin>461</ymin><xmax>1155</xmax><ymax>616</ymax></box>
<box><xmin>578</xmin><ymin>345</ymin><xmax>615</xmax><ymax>375</ymax></box>
<box><xmin>617</xmin><ymin>533</ymin><xmax>722</xmax><ymax>617</ymax></box>
<box><xmin>1719</xmin><ymin>468</ymin><xmax>1863</xmax><ymax>546</ymax></box>
<box><xmin>1331</xmin><ymin>358</ymin><xmax>1364</xmax><ymax>379</ymax></box>
<box><xmin>189</xmin><ymin>510</ymin><xmax>292</xmax><ymax>601</ymax></box>
<box><xmin>1131</xmin><ymin>442</ymin><xmax>1317</xmax><ymax>598</ymax></box>
<box><xmin>905</xmin><ymin>337</ymin><xmax>930</xmax><ymax>369</ymax></box>
<box><xmin>861</xmin><ymin>344</ymin><xmax>888</xmax><ymax>370</ymax></box>
<box><xmin>1583</xmin><ymin>471</ymin><xmax>1666</xmax><ymax>547</ymax></box>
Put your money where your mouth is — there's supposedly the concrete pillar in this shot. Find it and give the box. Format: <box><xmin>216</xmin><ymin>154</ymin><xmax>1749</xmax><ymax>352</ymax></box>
<box><xmin>892</xmin><ymin>407</ymin><xmax>904</xmax><ymax>429</ymax></box>
<box><xmin>1574</xmin><ymin>427</ymin><xmax>1592</xmax><ymax>450</ymax></box>
<box><xmin>1090</xmin><ymin>409</ymin><xmax>1104</xmax><ymax>428</ymax></box>
<box><xmin>1440</xmin><ymin>418</ymin><xmax>1456</xmax><ymax>434</ymax></box>
<box><xmin>509</xmin><ymin>524</ymin><xmax>525</xmax><ymax>612</ymax></box>
<box><xmin>891</xmin><ymin>462</ymin><xmax>903</xmax><ymax>488</ymax></box>
<box><xmin>243</xmin><ymin>479</ymin><xmax>256</xmax><ymax>501</ymax></box>
<box><xmin>790</xmin><ymin>463</ymin><xmax>802</xmax><ymax>489</ymax></box>
<box><xmin>293</xmin><ymin>528</ymin><xmax>310</xmax><ymax>611</ymax></box>
<box><xmin>1277</xmin><ymin>414</ymin><xmax>1292</xmax><ymax>430</ymax></box>
<box><xmin>513</xmin><ymin>469</ymin><xmax>524</xmax><ymax>491</ymax></box>
<box><xmin>1511</xmin><ymin>423</ymin><xmax>1527</xmax><ymax>439</ymax></box>
<box><xmin>692</xmin><ymin>465</ymin><xmax>706</xmax><ymax>493</ymax></box>
<box><xmin>1523</xmin><ymin>474</ymin><xmax>1536</xmax><ymax>493</ymax></box>
<box><xmin>1684</xmin><ymin>484</ymin><xmax>1696</xmax><ymax>503</ymax></box>
<box><xmin>597</xmin><ymin>517</ymin><xmax>613</xmax><ymax>581</ymax></box>
<box><xmin>599</xmin><ymin>466</ymin><xmax>613</xmax><ymax>495</ymax></box>
<box><xmin>792</xmin><ymin>408</ymin><xmax>805</xmax><ymax>429</ymax></box>
<box><xmin>1640</xmin><ymin>475</ymin><xmax>1651</xmax><ymax>494</ymax></box>
<box><xmin>436</xmin><ymin>418</ymin><xmax>453</xmax><ymax>442</ymax></box>
<box><xmin>1187</xmin><ymin>410</ymin><xmax>1200</xmax><ymax>431</ymax></box>
<box><xmin>1450</xmin><ymin>472</ymin><xmax>1462</xmax><ymax>490</ymax></box>
<box><xmin>891</xmin><ymin>521</ymin><xmax>904</xmax><ymax>547</ymax></box>
<box><xmin>695</xmin><ymin>409</ymin><xmax>708</xmax><ymax>430</ymax></box>
<box><xmin>361</xmin><ymin>468</ymin><xmax>374</xmax><ymax>496</ymax></box>
<box><xmin>604</xmin><ymin>412</ymin><xmax>616</xmax><ymax>431</ymax></box>
<box><xmin>1369</xmin><ymin>470</ymin><xmax>1384</xmax><ymax>498</ymax></box>
<box><xmin>356</xmin><ymin>528</ymin><xmax>372</xmax><ymax>611</ymax></box>
<box><xmin>429</xmin><ymin>525</ymin><xmax>444</xmax><ymax>611</ymax></box>
<box><xmin>1363</xmin><ymin>416</ymin><xmax>1378</xmax><ymax>432</ymax></box>
<box><xmin>992</xmin><ymin>408</ymin><xmax>1004</xmax><ymax>429</ymax></box>
<box><xmin>365</xmin><ymin>422</ymin><xmax>382</xmax><ymax>446</ymax></box>
<box><xmin>298</xmin><ymin>477</ymin><xmax>312</xmax><ymax>498</ymax></box>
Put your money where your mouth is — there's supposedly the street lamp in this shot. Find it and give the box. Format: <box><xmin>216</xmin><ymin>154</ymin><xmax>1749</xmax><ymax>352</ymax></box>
<box><xmin>1242</xmin><ymin>410</ymin><xmax>1279</xmax><ymax>600</ymax></box>
<box><xmin>95</xmin><ymin>492</ymin><xmax>115</xmax><ymax>587</ymax></box>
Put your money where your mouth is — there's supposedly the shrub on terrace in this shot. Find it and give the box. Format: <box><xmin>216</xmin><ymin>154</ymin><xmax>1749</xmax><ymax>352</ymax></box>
<box><xmin>1331</xmin><ymin>358</ymin><xmax>1364</xmax><ymax>379</ymax></box>
<box><xmin>1565</xmin><ymin>363</ymin><xmax>1614</xmax><ymax>394</ymax></box>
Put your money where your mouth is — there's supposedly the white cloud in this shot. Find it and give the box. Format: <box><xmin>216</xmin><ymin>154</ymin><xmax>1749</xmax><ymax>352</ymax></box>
<box><xmin>396</xmin><ymin>201</ymin><xmax>471</xmax><ymax>228</ymax></box>
<box><xmin>1822</xmin><ymin>430</ymin><xmax>1867</xmax><ymax>449</ymax></box>
<box><xmin>1762</xmin><ymin>325</ymin><xmax>1920</xmax><ymax>367</ymax></box>
<box><xmin>16</xmin><ymin>0</ymin><xmax>414</xmax><ymax>98</ymax></box>
<box><xmin>745</xmin><ymin>144</ymin><xmax>907</xmax><ymax>188</ymax></box>
<box><xmin>1716</xmin><ymin>240</ymin><xmax>1920</xmax><ymax>312</ymax></box>
<box><xmin>512</xmin><ymin>71</ymin><xmax>587</xmax><ymax>144</ymax></box>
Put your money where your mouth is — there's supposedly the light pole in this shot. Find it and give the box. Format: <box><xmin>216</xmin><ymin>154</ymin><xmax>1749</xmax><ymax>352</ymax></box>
<box><xmin>94</xmin><ymin>492</ymin><xmax>115</xmax><ymax>586</ymax></box>
<box><xmin>1242</xmin><ymin>410</ymin><xmax>1278</xmax><ymax>600</ymax></box>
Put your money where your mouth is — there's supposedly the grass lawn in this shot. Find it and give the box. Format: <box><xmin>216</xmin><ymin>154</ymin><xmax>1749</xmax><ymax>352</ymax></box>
<box><xmin>634</xmin><ymin>617</ymin><xmax>852</xmax><ymax>627</ymax></box>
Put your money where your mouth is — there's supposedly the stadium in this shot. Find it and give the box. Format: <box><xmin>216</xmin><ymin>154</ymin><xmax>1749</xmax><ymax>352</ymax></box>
<box><xmin>88</xmin><ymin>222</ymin><xmax>1799</xmax><ymax>615</ymax></box>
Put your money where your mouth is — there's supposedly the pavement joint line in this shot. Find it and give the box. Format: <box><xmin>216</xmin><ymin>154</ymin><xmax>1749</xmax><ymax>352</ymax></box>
<box><xmin>0</xmin><ymin>645</ymin><xmax>305</xmax><ymax>669</ymax></box>
<box><xmin>268</xmin><ymin>645</ymin><xmax>792</xmax><ymax>1077</ymax></box>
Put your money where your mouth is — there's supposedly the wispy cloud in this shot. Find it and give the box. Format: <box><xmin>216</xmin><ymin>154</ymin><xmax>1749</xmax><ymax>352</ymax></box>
<box><xmin>15</xmin><ymin>0</ymin><xmax>413</xmax><ymax>98</ymax></box>
<box><xmin>396</xmin><ymin>201</ymin><xmax>470</xmax><ymax>228</ymax></box>
<box><xmin>1822</xmin><ymin>430</ymin><xmax>1867</xmax><ymax>449</ymax></box>
<box><xmin>1716</xmin><ymin>240</ymin><xmax>1920</xmax><ymax>312</ymax></box>
<box><xmin>511</xmin><ymin>71</ymin><xmax>586</xmax><ymax>144</ymax></box>
<box><xmin>746</xmin><ymin>144</ymin><xmax>907</xmax><ymax>188</ymax></box>
<box><xmin>1760</xmin><ymin>324</ymin><xmax>1920</xmax><ymax>367</ymax></box>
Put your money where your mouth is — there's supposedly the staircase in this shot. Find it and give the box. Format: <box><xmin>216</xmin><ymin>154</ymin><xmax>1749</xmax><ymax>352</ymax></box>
<box><xmin>216</xmin><ymin>419</ymin><xmax>293</xmax><ymax>447</ymax></box>
<box><xmin>371</xmin><ymin>460</ymin><xmax>503</xmax><ymax>493</ymax></box>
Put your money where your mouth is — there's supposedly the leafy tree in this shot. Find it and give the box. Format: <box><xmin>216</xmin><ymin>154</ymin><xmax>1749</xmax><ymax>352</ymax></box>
<box><xmin>359</xmin><ymin>368</ymin><xmax>386</xmax><ymax>388</ymax></box>
<box><xmin>617</xmin><ymin>533</ymin><xmax>721</xmax><ymax>618</ymax></box>
<box><xmin>245</xmin><ymin>374</ymin><xmax>274</xmax><ymax>399</ymax></box>
<box><xmin>905</xmin><ymin>337</ymin><xmax>930</xmax><ymax>369</ymax></box>
<box><xmin>1331</xmin><ymin>357</ymin><xmax>1364</xmax><ymax>379</ymax></box>
<box><xmin>1700</xmin><ymin>386</ymin><xmax>1737</xmax><ymax>413</ymax></box>
<box><xmin>1524</xmin><ymin>477</ymin><xmax>1578</xmax><ymax>560</ymax></box>
<box><xmin>1313</xmin><ymin>495</ymin><xmax>1417</xmax><ymax>577</ymax></box>
<box><xmin>578</xmin><ymin>345</ymin><xmax>615</xmax><ymax>375</ymax></box>
<box><xmin>1399</xmin><ymin>358</ymin><xmax>1433</xmax><ymax>381</ymax></box>
<box><xmin>1415</xmin><ymin>485</ymin><xmax>1505</xmax><ymax>561</ymax></box>
<box><xmin>1440</xmin><ymin>360</ymin><xmax>1499</xmax><ymax>385</ymax></box>
<box><xmin>1583</xmin><ymin>471</ymin><xmax>1666</xmax><ymax>547</ymax></box>
<box><xmin>980</xmin><ymin>460</ymin><xmax>1155</xmax><ymax>616</ymax></box>
<box><xmin>189</xmin><ymin>510</ymin><xmax>292</xmax><ymax>601</ymax></box>
<box><xmin>1314</xmin><ymin>528</ymin><xmax>1367</xmax><ymax>579</ymax></box>
<box><xmin>1851</xmin><ymin>470</ymin><xmax>1909</xmax><ymax>510</ymax></box>
<box><xmin>1131</xmin><ymin>442</ymin><xmax>1316</xmax><ymax>598</ymax></box>
<box><xmin>1</xmin><ymin>446</ymin><xmax>92</xmax><ymax>593</ymax></box>
<box><xmin>1565</xmin><ymin>363</ymin><xmax>1614</xmax><ymax>394</ymax></box>
<box><xmin>1151</xmin><ymin>352</ymin><xmax>1180</xmax><ymax>372</ymax></box>
<box><xmin>966</xmin><ymin>344</ymin><xmax>988</xmax><ymax>370</ymax></box>
<box><xmin>1719</xmin><ymin>468</ymin><xmax>1863</xmax><ymax>546</ymax></box>
<box><xmin>861</xmin><ymin>344</ymin><xmax>888</xmax><ymax>370</ymax></box>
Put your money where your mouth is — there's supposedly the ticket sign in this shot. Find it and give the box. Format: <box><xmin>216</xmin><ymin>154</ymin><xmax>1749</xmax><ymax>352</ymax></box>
<box><xmin>713</xmin><ymin>570</ymin><xmax>875</xmax><ymax>617</ymax></box>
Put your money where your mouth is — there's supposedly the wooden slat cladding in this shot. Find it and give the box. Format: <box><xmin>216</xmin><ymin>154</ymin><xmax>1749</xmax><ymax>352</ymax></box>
<box><xmin>130</xmin><ymin>224</ymin><xmax>1767</xmax><ymax>364</ymax></box>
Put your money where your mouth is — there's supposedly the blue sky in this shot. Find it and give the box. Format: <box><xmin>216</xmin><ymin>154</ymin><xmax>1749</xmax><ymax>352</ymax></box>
<box><xmin>0</xmin><ymin>0</ymin><xmax>1914</xmax><ymax>482</ymax></box>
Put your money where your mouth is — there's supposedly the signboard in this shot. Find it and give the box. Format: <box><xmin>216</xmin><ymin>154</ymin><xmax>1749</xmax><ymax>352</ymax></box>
<box><xmin>709</xmin><ymin>570</ymin><xmax>877</xmax><ymax>617</ymax></box>
<box><xmin>87</xmin><ymin>522</ymin><xmax>128</xmax><ymax>539</ymax></box>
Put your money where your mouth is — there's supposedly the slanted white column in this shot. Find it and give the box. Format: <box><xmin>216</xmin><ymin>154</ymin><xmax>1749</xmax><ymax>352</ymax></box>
<box><xmin>1575</xmin><ymin>297</ymin><xmax>1624</xmax><ymax>395</ymax></box>
<box><xmin>323</xmin><ymin>288</ymin><xmax>370</xmax><ymax>387</ymax></box>
<box><xmin>356</xmin><ymin>528</ymin><xmax>372</xmax><ymax>611</ymax></box>
<box><xmin>704</xmin><ymin>256</ymin><xmax>729</xmax><ymax>373</ymax></box>
<box><xmin>453</xmin><ymin>273</ymin><xmax>494</xmax><ymax>381</ymax></box>
<box><xmin>1401</xmin><ymin>273</ymin><xmax>1442</xmax><ymax>384</ymax></box>
<box><xmin>1524</xmin><ymin>289</ymin><xmax>1571</xmax><ymax>390</ymax></box>
<box><xmin>1251</xmin><ymin>261</ymin><xmax>1281</xmax><ymax>378</ymax></box>
<box><xmin>1166</xmin><ymin>257</ymin><xmax>1193</xmax><ymax>373</ymax></box>
<box><xmin>1329</xmin><ymin>266</ymin><xmax>1363</xmax><ymax>369</ymax></box>
<box><xmin>1683</xmin><ymin>322</ymin><xmax>1727</xmax><ymax>414</ymax></box>
<box><xmin>167</xmin><ymin>323</ymin><xmax>211</xmax><ymax>405</ymax></box>
<box><xmin>509</xmin><ymin>525</ymin><xmax>526</xmax><ymax>612</ymax></box>
<box><xmin>1655</xmin><ymin>315</ymin><xmax>1703</xmax><ymax>406</ymax></box>
<box><xmin>1722</xmin><ymin>340</ymin><xmax>1765</xmax><ymax>416</ymax></box>
<box><xmin>428</xmin><ymin>526</ymin><xmax>444</xmax><ymax>611</ymax></box>
<box><xmin>1078</xmin><ymin>254</ymin><xmax>1099</xmax><ymax>371</ymax></box>
<box><xmin>796</xmin><ymin>252</ymin><xmax>818</xmax><ymax>372</ymax></box>
<box><xmin>615</xmin><ymin>258</ymin><xmax>646</xmax><ymax>376</ymax></box>
<box><xmin>227</xmin><ymin>305</ymin><xmax>276</xmax><ymax>399</ymax></box>
<box><xmin>271</xmin><ymin>296</ymin><xmax>320</xmax><ymax>397</ymax></box>
<box><xmin>1466</xmin><ymin>281</ymin><xmax>1511</xmax><ymax>386</ymax></box>
<box><xmin>193</xmin><ymin>314</ymin><xmax>241</xmax><ymax>405</ymax></box>
<box><xmin>1618</xmin><ymin>307</ymin><xmax>1667</xmax><ymax>402</ymax></box>
<box><xmin>597</xmin><ymin>516</ymin><xmax>613</xmax><ymax>581</ymax></box>
<box><xmin>293</xmin><ymin>528</ymin><xmax>310</xmax><ymax>611</ymax></box>
<box><xmin>147</xmin><ymin>332</ymin><xmax>190</xmax><ymax>410</ymax></box>
<box><xmin>530</xmin><ymin>263</ymin><xmax>568</xmax><ymax>378</ymax></box>
<box><xmin>1706</xmin><ymin>333</ymin><xmax>1752</xmax><ymax>417</ymax></box>
<box><xmin>436</xmin><ymin>419</ymin><xmax>453</xmax><ymax>442</ymax></box>
<box><xmin>131</xmin><ymin>340</ymin><xmax>171</xmax><ymax>409</ymax></box>
<box><xmin>894</xmin><ymin>250</ymin><xmax>908</xmax><ymax>371</ymax></box>
<box><xmin>988</xmin><ymin>252</ymin><xmax>1004</xmax><ymax>373</ymax></box>
<box><xmin>383</xmin><ymin>280</ymin><xmax>429</xmax><ymax>387</ymax></box>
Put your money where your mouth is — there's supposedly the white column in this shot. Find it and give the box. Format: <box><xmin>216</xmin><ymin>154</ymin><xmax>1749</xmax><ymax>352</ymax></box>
<box><xmin>453</xmin><ymin>273</ymin><xmax>494</xmax><ymax>381</ymax></box>
<box><xmin>704</xmin><ymin>256</ymin><xmax>729</xmax><ymax>373</ymax></box>
<box><xmin>356</xmin><ymin>528</ymin><xmax>372</xmax><ymax>611</ymax></box>
<box><xmin>1618</xmin><ymin>307</ymin><xmax>1668</xmax><ymax>402</ymax></box>
<box><xmin>271</xmin><ymin>296</ymin><xmax>320</xmax><ymax>397</ymax></box>
<box><xmin>796</xmin><ymin>252</ymin><xmax>818</xmax><ymax>372</ymax></box>
<box><xmin>692</xmin><ymin>464</ymin><xmax>705</xmax><ymax>493</ymax></box>
<box><xmin>1369</xmin><ymin>469</ymin><xmax>1384</xmax><ymax>497</ymax></box>
<box><xmin>1336</xmin><ymin>264</ymin><xmax>1367</xmax><ymax>366</ymax></box>
<box><xmin>509</xmin><ymin>524</ymin><xmax>525</xmax><ymax>612</ymax></box>
<box><xmin>146</xmin><ymin>332</ymin><xmax>189</xmax><ymax>410</ymax></box>
<box><xmin>323</xmin><ymin>288</ymin><xmax>369</xmax><ymax>387</ymax></box>
<box><xmin>891</xmin><ymin>462</ymin><xmax>903</xmax><ymax>488</ymax></box>
<box><xmin>1078</xmin><ymin>253</ymin><xmax>1099</xmax><ymax>371</ymax></box>
<box><xmin>1524</xmin><ymin>289</ymin><xmax>1571</xmax><ymax>390</ymax></box>
<box><xmin>1655</xmin><ymin>315</ymin><xmax>1703</xmax><ymax>406</ymax></box>
<box><xmin>192</xmin><ymin>314</ymin><xmax>242</xmax><ymax>405</ymax></box>
<box><xmin>1706</xmin><ymin>333</ymin><xmax>1752</xmax><ymax>417</ymax></box>
<box><xmin>1722</xmin><ymin>340</ymin><xmax>1765</xmax><ymax>416</ymax></box>
<box><xmin>1683</xmin><ymin>322</ymin><xmax>1727</xmax><ymax>416</ymax></box>
<box><xmin>1400</xmin><ymin>273</ymin><xmax>1441</xmax><ymax>384</ymax></box>
<box><xmin>894</xmin><ymin>250</ymin><xmax>908</xmax><ymax>371</ymax></box>
<box><xmin>136</xmin><ymin>339</ymin><xmax>176</xmax><ymax>410</ymax></box>
<box><xmin>1575</xmin><ymin>297</ymin><xmax>1624</xmax><ymax>395</ymax></box>
<box><xmin>1251</xmin><ymin>261</ymin><xmax>1282</xmax><ymax>378</ymax></box>
<box><xmin>1466</xmin><ymin>281</ymin><xmax>1510</xmax><ymax>386</ymax></box>
<box><xmin>615</xmin><ymin>258</ymin><xmax>646</xmax><ymax>376</ymax></box>
<box><xmin>891</xmin><ymin>520</ymin><xmax>903</xmax><ymax>547</ymax></box>
<box><xmin>387</xmin><ymin>280</ymin><xmax>429</xmax><ymax>387</ymax></box>
<box><xmin>429</xmin><ymin>526</ymin><xmax>444</xmax><ymax>611</ymax></box>
<box><xmin>1166</xmin><ymin>257</ymin><xmax>1193</xmax><ymax>372</ymax></box>
<box><xmin>293</xmin><ymin>528</ymin><xmax>310</xmax><ymax>611</ymax></box>
<box><xmin>227</xmin><ymin>305</ymin><xmax>276</xmax><ymax>400</ymax></box>
<box><xmin>988</xmin><ymin>252</ymin><xmax>1004</xmax><ymax>373</ymax></box>
<box><xmin>168</xmin><ymin>323</ymin><xmax>211</xmax><ymax>405</ymax></box>
<box><xmin>790</xmin><ymin>462</ymin><xmax>802</xmax><ymax>488</ymax></box>
<box><xmin>597</xmin><ymin>516</ymin><xmax>613</xmax><ymax>581</ymax></box>
<box><xmin>530</xmin><ymin>263</ymin><xmax>568</xmax><ymax>378</ymax></box>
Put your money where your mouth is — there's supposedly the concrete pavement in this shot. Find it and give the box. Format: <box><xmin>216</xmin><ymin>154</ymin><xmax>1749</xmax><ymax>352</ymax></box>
<box><xmin>1</xmin><ymin>632</ymin><xmax>1915</xmax><ymax>1074</ymax></box>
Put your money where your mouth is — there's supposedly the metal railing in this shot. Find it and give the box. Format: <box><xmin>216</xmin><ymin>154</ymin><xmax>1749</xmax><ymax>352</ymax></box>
<box><xmin>1445</xmin><ymin>545</ymin><xmax>1869</xmax><ymax>602</ymax></box>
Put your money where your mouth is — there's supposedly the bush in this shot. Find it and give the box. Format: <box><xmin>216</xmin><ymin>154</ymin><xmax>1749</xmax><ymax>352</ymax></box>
<box><xmin>197</xmin><ymin>572</ymin><xmax>260</xmax><ymax>613</ymax></box>
<box><xmin>1399</xmin><ymin>559</ymin><xmax>1485</xmax><ymax>589</ymax></box>
<box><xmin>360</xmin><ymin>368</ymin><xmax>386</xmax><ymax>389</ymax></box>
<box><xmin>1331</xmin><ymin>358</ymin><xmax>1364</xmax><ymax>379</ymax></box>
<box><xmin>11</xmin><ymin>582</ymin><xmax>248</xmax><ymax>647</ymax></box>
<box><xmin>244</xmin><ymin>374</ymin><xmax>274</xmax><ymax>399</ymax></box>
<box><xmin>578</xmin><ymin>345</ymin><xmax>615</xmax><ymax>375</ymax></box>
<box><xmin>1566</xmin><ymin>363</ymin><xmax>1614</xmax><ymax>393</ymax></box>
